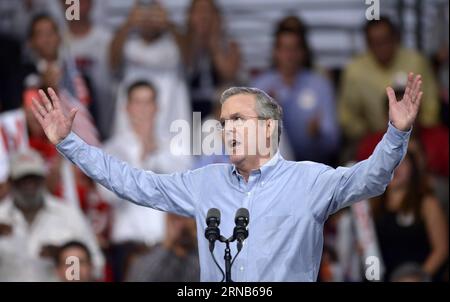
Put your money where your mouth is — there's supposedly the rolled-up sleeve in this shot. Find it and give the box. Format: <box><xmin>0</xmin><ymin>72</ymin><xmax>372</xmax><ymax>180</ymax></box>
<box><xmin>57</xmin><ymin>132</ymin><xmax>198</xmax><ymax>217</ymax></box>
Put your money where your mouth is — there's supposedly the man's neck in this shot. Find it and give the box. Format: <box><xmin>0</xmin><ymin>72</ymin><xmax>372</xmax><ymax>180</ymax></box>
<box><xmin>372</xmin><ymin>49</ymin><xmax>398</xmax><ymax>70</ymax></box>
<box><xmin>68</xmin><ymin>21</ymin><xmax>92</xmax><ymax>37</ymax></box>
<box><xmin>236</xmin><ymin>154</ymin><xmax>274</xmax><ymax>182</ymax></box>
<box><xmin>40</xmin><ymin>54</ymin><xmax>58</xmax><ymax>63</ymax></box>
<box><xmin>131</xmin><ymin>124</ymin><xmax>156</xmax><ymax>143</ymax></box>
<box><xmin>15</xmin><ymin>205</ymin><xmax>41</xmax><ymax>225</ymax></box>
<box><xmin>279</xmin><ymin>69</ymin><xmax>299</xmax><ymax>86</ymax></box>
<box><xmin>377</xmin><ymin>59</ymin><xmax>394</xmax><ymax>69</ymax></box>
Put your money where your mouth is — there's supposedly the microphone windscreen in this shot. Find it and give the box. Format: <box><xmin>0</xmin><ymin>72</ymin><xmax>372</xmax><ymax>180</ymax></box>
<box><xmin>235</xmin><ymin>208</ymin><xmax>249</xmax><ymax>223</ymax></box>
<box><xmin>206</xmin><ymin>208</ymin><xmax>221</xmax><ymax>224</ymax></box>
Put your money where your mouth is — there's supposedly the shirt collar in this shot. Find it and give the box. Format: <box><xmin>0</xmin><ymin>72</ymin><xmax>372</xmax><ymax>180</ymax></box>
<box><xmin>231</xmin><ymin>151</ymin><xmax>283</xmax><ymax>181</ymax></box>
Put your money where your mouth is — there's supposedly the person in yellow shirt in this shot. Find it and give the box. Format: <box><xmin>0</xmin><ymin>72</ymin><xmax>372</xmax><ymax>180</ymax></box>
<box><xmin>339</xmin><ymin>16</ymin><xmax>439</xmax><ymax>142</ymax></box>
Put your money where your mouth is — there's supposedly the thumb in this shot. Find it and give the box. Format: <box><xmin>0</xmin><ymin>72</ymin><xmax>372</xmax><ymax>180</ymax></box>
<box><xmin>386</xmin><ymin>87</ymin><xmax>397</xmax><ymax>106</ymax></box>
<box><xmin>68</xmin><ymin>108</ymin><xmax>78</xmax><ymax>124</ymax></box>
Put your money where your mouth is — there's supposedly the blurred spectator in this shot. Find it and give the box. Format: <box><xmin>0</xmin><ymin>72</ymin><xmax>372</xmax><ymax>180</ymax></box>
<box><xmin>21</xmin><ymin>13</ymin><xmax>99</xmax><ymax>145</ymax></box>
<box><xmin>126</xmin><ymin>213</ymin><xmax>199</xmax><ymax>282</ymax></box>
<box><xmin>109</xmin><ymin>1</ymin><xmax>191</xmax><ymax>146</ymax></box>
<box><xmin>333</xmin><ymin>208</ymin><xmax>363</xmax><ymax>282</ymax></box>
<box><xmin>357</xmin><ymin>128</ymin><xmax>449</xmax><ymax>215</ymax></box>
<box><xmin>1</xmin><ymin>66</ymin><xmax>110</xmax><ymax>265</ymax></box>
<box><xmin>0</xmin><ymin>88</ymin><xmax>111</xmax><ymax>249</ymax></box>
<box><xmin>355</xmin><ymin>90</ymin><xmax>449</xmax><ymax>176</ymax></box>
<box><xmin>61</xmin><ymin>167</ymin><xmax>112</xmax><ymax>255</ymax></box>
<box><xmin>339</xmin><ymin>17</ymin><xmax>440</xmax><ymax>147</ymax></box>
<box><xmin>22</xmin><ymin>14</ymin><xmax>67</xmax><ymax>96</ymax></box>
<box><xmin>273</xmin><ymin>15</ymin><xmax>313</xmax><ymax>69</ymax></box>
<box><xmin>11</xmin><ymin>14</ymin><xmax>111</xmax><ymax>240</ymax></box>
<box><xmin>0</xmin><ymin>149</ymin><xmax>104</xmax><ymax>281</ymax></box>
<box><xmin>193</xmin><ymin>101</ymin><xmax>229</xmax><ymax>168</ymax></box>
<box><xmin>371</xmin><ymin>146</ymin><xmax>448</xmax><ymax>281</ymax></box>
<box><xmin>252</xmin><ymin>17</ymin><xmax>339</xmax><ymax>164</ymax></box>
<box><xmin>100</xmin><ymin>80</ymin><xmax>192</xmax><ymax>281</ymax></box>
<box><xmin>63</xmin><ymin>0</ymin><xmax>115</xmax><ymax>141</ymax></box>
<box><xmin>174</xmin><ymin>0</ymin><xmax>241</xmax><ymax>117</ymax></box>
<box><xmin>109</xmin><ymin>1</ymin><xmax>176</xmax><ymax>74</ymax></box>
<box><xmin>356</xmin><ymin>90</ymin><xmax>449</xmax><ymax>215</ymax></box>
<box><xmin>55</xmin><ymin>240</ymin><xmax>95</xmax><ymax>282</ymax></box>
<box><xmin>390</xmin><ymin>263</ymin><xmax>431</xmax><ymax>282</ymax></box>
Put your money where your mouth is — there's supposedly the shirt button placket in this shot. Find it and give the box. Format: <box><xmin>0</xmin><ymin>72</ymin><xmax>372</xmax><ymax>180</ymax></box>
<box><xmin>242</xmin><ymin>186</ymin><xmax>254</xmax><ymax>281</ymax></box>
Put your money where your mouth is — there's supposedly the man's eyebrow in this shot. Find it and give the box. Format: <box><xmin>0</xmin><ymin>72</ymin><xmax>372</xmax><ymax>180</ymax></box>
<box><xmin>219</xmin><ymin>113</ymin><xmax>248</xmax><ymax>124</ymax></box>
<box><xmin>228</xmin><ymin>113</ymin><xmax>242</xmax><ymax>119</ymax></box>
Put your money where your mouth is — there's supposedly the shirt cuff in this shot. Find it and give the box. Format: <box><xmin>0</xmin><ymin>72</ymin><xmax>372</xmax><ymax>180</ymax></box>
<box><xmin>56</xmin><ymin>131</ymin><xmax>84</xmax><ymax>158</ymax></box>
<box><xmin>386</xmin><ymin>121</ymin><xmax>412</xmax><ymax>146</ymax></box>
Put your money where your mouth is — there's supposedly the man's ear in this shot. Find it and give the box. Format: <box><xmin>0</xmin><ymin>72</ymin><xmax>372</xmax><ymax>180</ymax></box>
<box><xmin>265</xmin><ymin>119</ymin><xmax>275</xmax><ymax>139</ymax></box>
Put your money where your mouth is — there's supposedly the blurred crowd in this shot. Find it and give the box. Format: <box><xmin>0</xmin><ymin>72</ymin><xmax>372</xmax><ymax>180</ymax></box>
<box><xmin>0</xmin><ymin>0</ymin><xmax>448</xmax><ymax>282</ymax></box>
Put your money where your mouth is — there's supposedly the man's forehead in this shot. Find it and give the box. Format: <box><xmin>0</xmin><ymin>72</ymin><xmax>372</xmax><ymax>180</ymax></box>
<box><xmin>220</xmin><ymin>94</ymin><xmax>257</xmax><ymax>118</ymax></box>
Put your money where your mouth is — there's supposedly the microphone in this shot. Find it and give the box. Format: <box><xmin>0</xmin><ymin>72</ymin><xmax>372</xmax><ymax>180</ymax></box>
<box><xmin>233</xmin><ymin>208</ymin><xmax>249</xmax><ymax>252</ymax></box>
<box><xmin>205</xmin><ymin>208</ymin><xmax>221</xmax><ymax>252</ymax></box>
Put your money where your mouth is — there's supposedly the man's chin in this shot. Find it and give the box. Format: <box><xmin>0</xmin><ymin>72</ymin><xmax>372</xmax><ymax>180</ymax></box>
<box><xmin>229</xmin><ymin>154</ymin><xmax>246</xmax><ymax>166</ymax></box>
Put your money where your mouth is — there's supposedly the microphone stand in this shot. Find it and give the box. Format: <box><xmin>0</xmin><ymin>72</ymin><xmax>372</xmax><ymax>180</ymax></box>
<box><xmin>204</xmin><ymin>208</ymin><xmax>249</xmax><ymax>283</ymax></box>
<box><xmin>219</xmin><ymin>235</ymin><xmax>235</xmax><ymax>282</ymax></box>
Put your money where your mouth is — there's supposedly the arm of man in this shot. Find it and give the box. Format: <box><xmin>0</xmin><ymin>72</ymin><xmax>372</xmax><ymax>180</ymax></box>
<box><xmin>310</xmin><ymin>73</ymin><xmax>423</xmax><ymax>222</ymax></box>
<box><xmin>31</xmin><ymin>88</ymin><xmax>198</xmax><ymax>217</ymax></box>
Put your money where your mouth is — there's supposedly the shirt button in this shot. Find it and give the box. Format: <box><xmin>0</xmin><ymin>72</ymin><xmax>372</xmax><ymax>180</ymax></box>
<box><xmin>247</xmin><ymin>192</ymin><xmax>251</xmax><ymax>196</ymax></box>
<box><xmin>240</xmin><ymin>266</ymin><xmax>245</xmax><ymax>271</ymax></box>
<box><xmin>261</xmin><ymin>181</ymin><xmax>265</xmax><ymax>186</ymax></box>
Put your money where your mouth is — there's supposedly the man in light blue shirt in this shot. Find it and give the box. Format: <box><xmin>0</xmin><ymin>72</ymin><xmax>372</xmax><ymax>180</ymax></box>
<box><xmin>31</xmin><ymin>73</ymin><xmax>424</xmax><ymax>281</ymax></box>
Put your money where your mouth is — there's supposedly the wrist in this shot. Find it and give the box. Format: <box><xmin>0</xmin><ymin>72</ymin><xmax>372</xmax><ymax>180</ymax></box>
<box><xmin>55</xmin><ymin>132</ymin><xmax>71</xmax><ymax>147</ymax></box>
<box><xmin>391</xmin><ymin>121</ymin><xmax>411</xmax><ymax>132</ymax></box>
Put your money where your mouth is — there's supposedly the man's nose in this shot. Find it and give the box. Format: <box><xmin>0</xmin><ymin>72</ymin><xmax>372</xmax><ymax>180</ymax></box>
<box><xmin>223</xmin><ymin>126</ymin><xmax>236</xmax><ymax>137</ymax></box>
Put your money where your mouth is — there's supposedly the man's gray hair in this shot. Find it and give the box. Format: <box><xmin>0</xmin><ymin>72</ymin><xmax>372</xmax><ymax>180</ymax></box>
<box><xmin>220</xmin><ymin>87</ymin><xmax>283</xmax><ymax>141</ymax></box>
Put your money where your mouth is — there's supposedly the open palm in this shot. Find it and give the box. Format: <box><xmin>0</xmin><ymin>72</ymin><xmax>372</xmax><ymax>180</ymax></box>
<box><xmin>31</xmin><ymin>88</ymin><xmax>78</xmax><ymax>145</ymax></box>
<box><xmin>387</xmin><ymin>72</ymin><xmax>423</xmax><ymax>132</ymax></box>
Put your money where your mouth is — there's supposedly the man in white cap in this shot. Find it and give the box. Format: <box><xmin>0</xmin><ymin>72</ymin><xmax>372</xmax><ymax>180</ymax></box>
<box><xmin>0</xmin><ymin>149</ymin><xmax>104</xmax><ymax>281</ymax></box>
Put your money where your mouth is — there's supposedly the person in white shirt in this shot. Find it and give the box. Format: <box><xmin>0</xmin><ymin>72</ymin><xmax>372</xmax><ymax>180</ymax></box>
<box><xmin>0</xmin><ymin>149</ymin><xmax>104</xmax><ymax>281</ymax></box>
<box><xmin>101</xmin><ymin>80</ymin><xmax>192</xmax><ymax>281</ymax></box>
<box><xmin>109</xmin><ymin>1</ymin><xmax>191</xmax><ymax>144</ymax></box>
<box><xmin>63</xmin><ymin>0</ymin><xmax>115</xmax><ymax>140</ymax></box>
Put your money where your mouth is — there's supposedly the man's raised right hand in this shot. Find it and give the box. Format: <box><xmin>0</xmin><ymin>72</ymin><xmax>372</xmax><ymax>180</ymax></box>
<box><xmin>31</xmin><ymin>88</ymin><xmax>78</xmax><ymax>145</ymax></box>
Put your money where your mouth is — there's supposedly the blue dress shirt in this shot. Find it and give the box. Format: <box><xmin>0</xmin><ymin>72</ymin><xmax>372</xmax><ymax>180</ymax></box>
<box><xmin>56</xmin><ymin>123</ymin><xmax>410</xmax><ymax>281</ymax></box>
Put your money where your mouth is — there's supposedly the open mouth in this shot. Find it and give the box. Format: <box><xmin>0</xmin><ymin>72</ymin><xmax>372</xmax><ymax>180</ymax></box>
<box><xmin>229</xmin><ymin>139</ymin><xmax>241</xmax><ymax>148</ymax></box>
